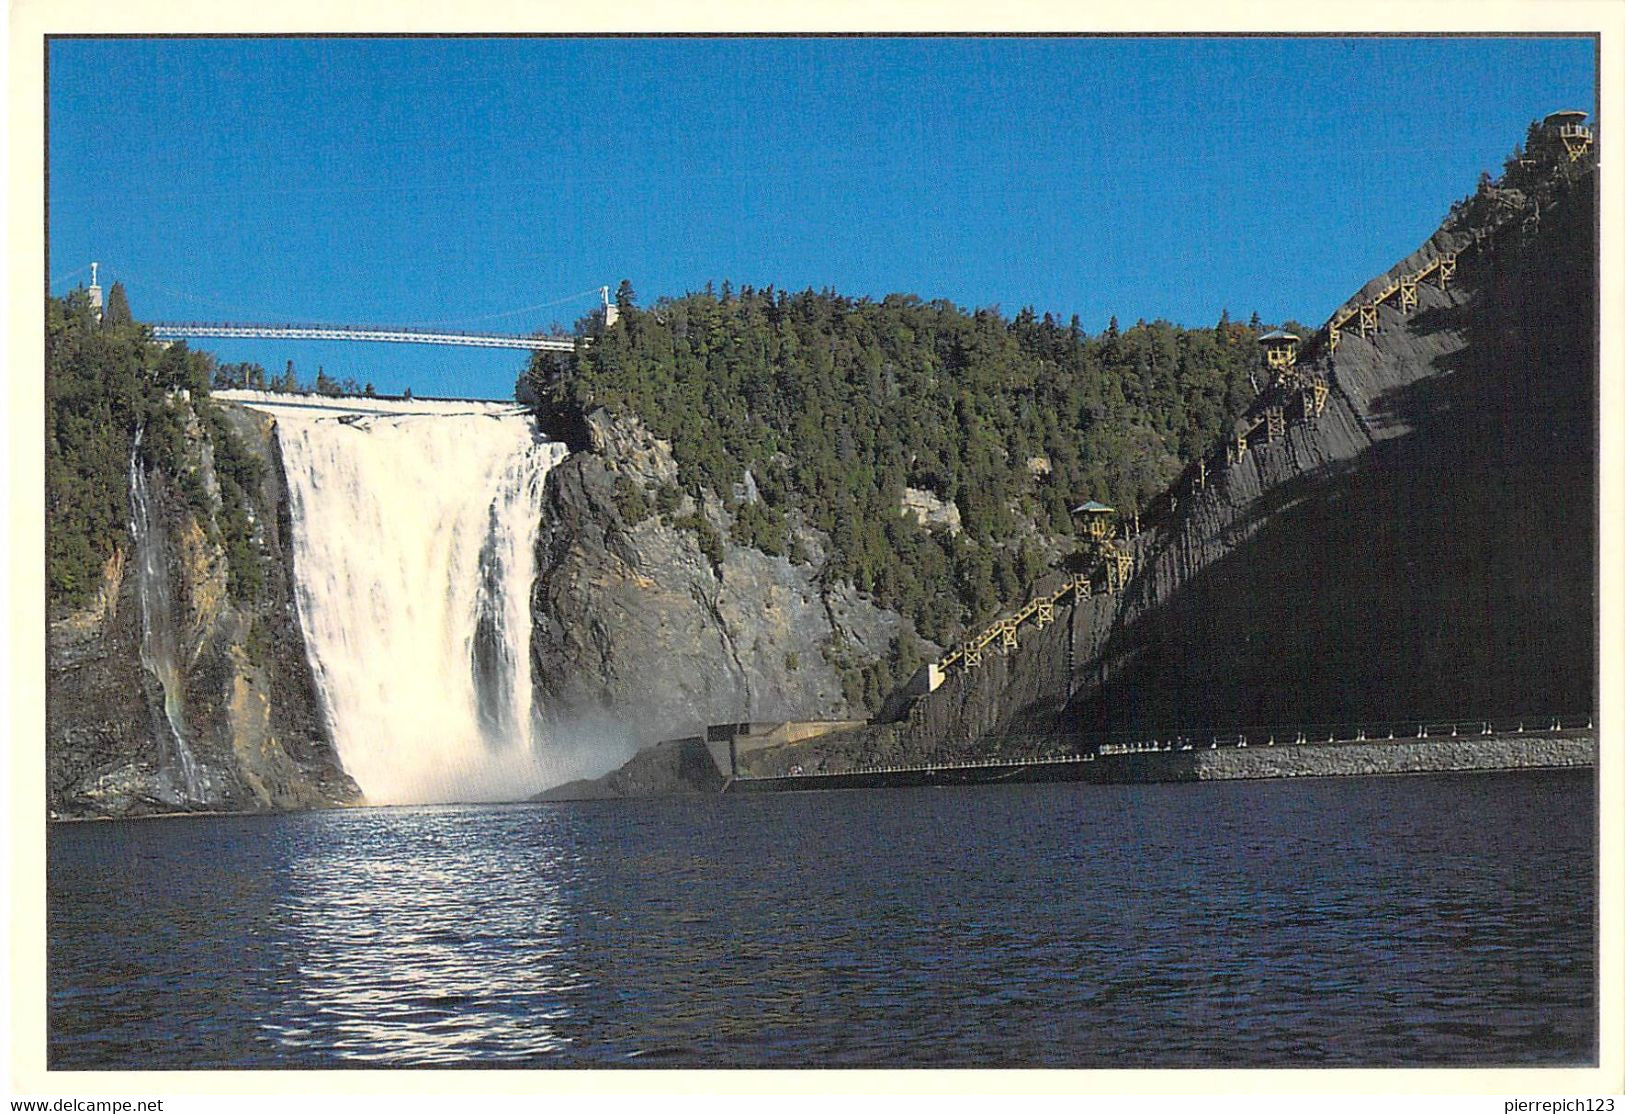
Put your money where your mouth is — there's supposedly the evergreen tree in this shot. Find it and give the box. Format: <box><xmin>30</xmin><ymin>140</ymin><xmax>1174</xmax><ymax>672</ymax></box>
<box><xmin>102</xmin><ymin>282</ymin><xmax>132</xmax><ymax>327</ymax></box>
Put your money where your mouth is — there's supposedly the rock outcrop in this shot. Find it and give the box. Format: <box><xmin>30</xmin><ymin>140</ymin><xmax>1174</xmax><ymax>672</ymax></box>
<box><xmin>46</xmin><ymin>400</ymin><xmax>358</xmax><ymax>818</ymax></box>
<box><xmin>531</xmin><ymin>736</ymin><xmax>726</xmax><ymax>801</ymax></box>
<box><xmin>529</xmin><ymin>409</ymin><xmax>928</xmax><ymax>753</ymax></box>
<box><xmin>1071</xmin><ymin>157</ymin><xmax>1597</xmax><ymax>734</ymax></box>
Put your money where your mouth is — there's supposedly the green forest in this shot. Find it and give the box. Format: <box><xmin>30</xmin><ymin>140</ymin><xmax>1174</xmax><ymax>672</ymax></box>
<box><xmin>46</xmin><ymin>286</ymin><xmax>268</xmax><ymax>611</ymax></box>
<box><xmin>526</xmin><ymin>284</ymin><xmax>1282</xmax><ymax>656</ymax></box>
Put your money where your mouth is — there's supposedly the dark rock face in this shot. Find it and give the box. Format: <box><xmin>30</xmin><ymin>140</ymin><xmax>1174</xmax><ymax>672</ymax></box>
<box><xmin>529</xmin><ymin>409</ymin><xmax>921</xmax><ymax>757</ymax></box>
<box><xmin>531</xmin><ymin>737</ymin><xmax>725</xmax><ymax>801</ymax></box>
<box><xmin>46</xmin><ymin>402</ymin><xmax>358</xmax><ymax>819</ymax></box>
<box><xmin>775</xmin><ymin>159</ymin><xmax>1597</xmax><ymax>773</ymax></box>
<box><xmin>1075</xmin><ymin>169</ymin><xmax>1597</xmax><ymax>733</ymax></box>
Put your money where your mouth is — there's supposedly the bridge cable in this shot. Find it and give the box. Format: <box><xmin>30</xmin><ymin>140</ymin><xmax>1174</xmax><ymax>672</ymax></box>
<box><xmin>412</xmin><ymin>286</ymin><xmax>604</xmax><ymax>328</ymax></box>
<box><xmin>48</xmin><ymin>262</ymin><xmax>95</xmax><ymax>288</ymax></box>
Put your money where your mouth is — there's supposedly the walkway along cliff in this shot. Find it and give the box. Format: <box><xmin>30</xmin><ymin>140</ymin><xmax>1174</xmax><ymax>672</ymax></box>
<box><xmin>725</xmin><ymin>119</ymin><xmax>1599</xmax><ymax>780</ymax></box>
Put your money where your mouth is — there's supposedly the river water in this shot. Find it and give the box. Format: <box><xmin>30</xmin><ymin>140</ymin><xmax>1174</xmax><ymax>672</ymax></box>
<box><xmin>48</xmin><ymin>770</ymin><xmax>1595</xmax><ymax>1069</ymax></box>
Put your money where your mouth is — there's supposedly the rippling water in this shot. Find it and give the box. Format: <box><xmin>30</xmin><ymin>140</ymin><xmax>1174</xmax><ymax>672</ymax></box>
<box><xmin>48</xmin><ymin>770</ymin><xmax>1595</xmax><ymax>1068</ymax></box>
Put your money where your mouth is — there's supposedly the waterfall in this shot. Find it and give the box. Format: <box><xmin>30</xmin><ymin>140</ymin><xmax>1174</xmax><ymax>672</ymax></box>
<box><xmin>268</xmin><ymin>402</ymin><xmax>568</xmax><ymax>805</ymax></box>
<box><xmin>128</xmin><ymin>435</ymin><xmax>207</xmax><ymax>803</ymax></box>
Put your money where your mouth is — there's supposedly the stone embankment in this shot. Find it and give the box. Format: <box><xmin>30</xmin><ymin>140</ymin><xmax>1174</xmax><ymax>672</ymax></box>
<box><xmin>724</xmin><ymin>731</ymin><xmax>1595</xmax><ymax>794</ymax></box>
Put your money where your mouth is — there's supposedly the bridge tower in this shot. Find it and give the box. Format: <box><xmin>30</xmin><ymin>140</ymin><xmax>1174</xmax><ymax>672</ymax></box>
<box><xmin>601</xmin><ymin>285</ymin><xmax>620</xmax><ymax>329</ymax></box>
<box><xmin>88</xmin><ymin>261</ymin><xmax>103</xmax><ymax>323</ymax></box>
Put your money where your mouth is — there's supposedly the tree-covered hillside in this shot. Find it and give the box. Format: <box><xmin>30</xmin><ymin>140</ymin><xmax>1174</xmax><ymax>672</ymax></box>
<box><xmin>47</xmin><ymin>287</ymin><xmax>267</xmax><ymax>611</ymax></box>
<box><xmin>526</xmin><ymin>286</ymin><xmax>1275</xmax><ymax>647</ymax></box>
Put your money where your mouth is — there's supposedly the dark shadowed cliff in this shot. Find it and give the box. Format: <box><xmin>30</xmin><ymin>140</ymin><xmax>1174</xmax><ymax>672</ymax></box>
<box><xmin>719</xmin><ymin>137</ymin><xmax>1599</xmax><ymax>779</ymax></box>
<box><xmin>1067</xmin><ymin>177</ymin><xmax>1595</xmax><ymax>733</ymax></box>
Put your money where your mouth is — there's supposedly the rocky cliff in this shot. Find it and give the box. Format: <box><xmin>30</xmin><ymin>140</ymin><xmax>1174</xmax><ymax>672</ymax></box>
<box><xmin>46</xmin><ymin>398</ymin><xmax>357</xmax><ymax>818</ymax></box>
<box><xmin>529</xmin><ymin>408</ymin><xmax>929</xmax><ymax>752</ymax></box>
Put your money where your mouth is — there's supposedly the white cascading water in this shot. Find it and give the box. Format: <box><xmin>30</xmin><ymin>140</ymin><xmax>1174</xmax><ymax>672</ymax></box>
<box><xmin>260</xmin><ymin>397</ymin><xmax>569</xmax><ymax>805</ymax></box>
<box><xmin>128</xmin><ymin>434</ymin><xmax>207</xmax><ymax>802</ymax></box>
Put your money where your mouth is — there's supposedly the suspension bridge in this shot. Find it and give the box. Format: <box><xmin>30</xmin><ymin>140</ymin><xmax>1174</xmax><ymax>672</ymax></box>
<box><xmin>55</xmin><ymin>262</ymin><xmax>615</xmax><ymax>352</ymax></box>
<box><xmin>148</xmin><ymin>321</ymin><xmax>580</xmax><ymax>352</ymax></box>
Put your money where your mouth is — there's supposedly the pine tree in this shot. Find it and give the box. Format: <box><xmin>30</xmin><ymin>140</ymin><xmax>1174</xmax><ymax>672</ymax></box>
<box><xmin>274</xmin><ymin>360</ymin><xmax>300</xmax><ymax>393</ymax></box>
<box><xmin>102</xmin><ymin>282</ymin><xmax>132</xmax><ymax>327</ymax></box>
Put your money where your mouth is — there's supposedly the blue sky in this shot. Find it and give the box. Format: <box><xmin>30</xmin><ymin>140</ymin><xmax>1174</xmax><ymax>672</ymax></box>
<box><xmin>48</xmin><ymin>36</ymin><xmax>1595</xmax><ymax>400</ymax></box>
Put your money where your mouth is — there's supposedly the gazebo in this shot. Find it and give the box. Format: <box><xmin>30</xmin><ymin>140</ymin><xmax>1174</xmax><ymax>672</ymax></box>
<box><xmin>1257</xmin><ymin>329</ymin><xmax>1300</xmax><ymax>372</ymax></box>
<box><xmin>1071</xmin><ymin>500</ymin><xmax>1117</xmax><ymax>542</ymax></box>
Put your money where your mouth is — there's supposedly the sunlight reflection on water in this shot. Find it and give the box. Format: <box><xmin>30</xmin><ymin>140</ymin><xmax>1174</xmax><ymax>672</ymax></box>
<box><xmin>264</xmin><ymin>807</ymin><xmax>580</xmax><ymax>1063</ymax></box>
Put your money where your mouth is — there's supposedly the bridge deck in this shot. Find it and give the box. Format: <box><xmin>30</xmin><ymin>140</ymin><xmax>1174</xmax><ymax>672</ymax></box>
<box><xmin>152</xmin><ymin>321</ymin><xmax>579</xmax><ymax>352</ymax></box>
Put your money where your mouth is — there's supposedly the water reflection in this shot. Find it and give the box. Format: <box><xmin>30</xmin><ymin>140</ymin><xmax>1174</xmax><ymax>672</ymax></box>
<box><xmin>266</xmin><ymin>805</ymin><xmax>582</xmax><ymax>1064</ymax></box>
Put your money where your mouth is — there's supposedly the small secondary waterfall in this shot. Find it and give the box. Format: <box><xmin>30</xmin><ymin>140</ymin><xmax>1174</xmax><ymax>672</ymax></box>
<box><xmin>128</xmin><ymin>435</ymin><xmax>207</xmax><ymax>803</ymax></box>
<box><xmin>270</xmin><ymin>402</ymin><xmax>568</xmax><ymax>804</ymax></box>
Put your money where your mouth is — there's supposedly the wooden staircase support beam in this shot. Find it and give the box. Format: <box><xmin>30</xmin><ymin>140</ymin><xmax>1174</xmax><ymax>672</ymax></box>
<box><xmin>1399</xmin><ymin>275</ymin><xmax>1419</xmax><ymax>313</ymax></box>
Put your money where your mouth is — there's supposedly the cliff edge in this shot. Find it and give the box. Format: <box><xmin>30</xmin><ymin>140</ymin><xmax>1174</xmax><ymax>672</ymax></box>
<box><xmin>47</xmin><ymin>398</ymin><xmax>358</xmax><ymax>818</ymax></box>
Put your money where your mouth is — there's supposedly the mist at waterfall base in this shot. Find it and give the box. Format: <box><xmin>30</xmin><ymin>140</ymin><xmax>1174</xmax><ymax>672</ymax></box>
<box><xmin>249</xmin><ymin>393</ymin><xmax>632</xmax><ymax>804</ymax></box>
